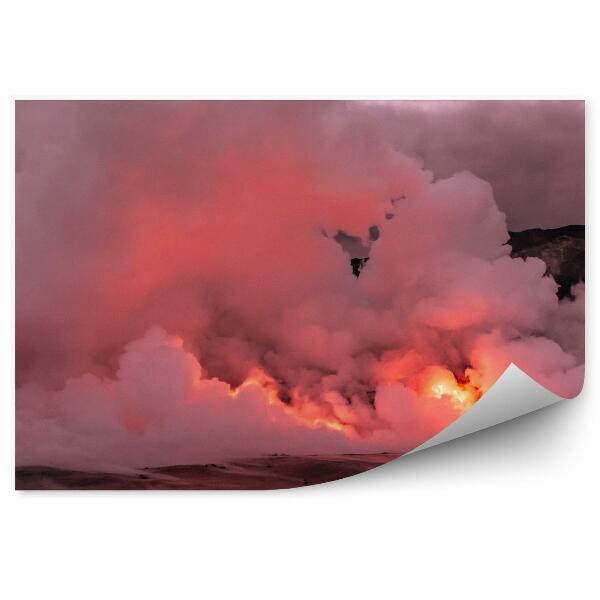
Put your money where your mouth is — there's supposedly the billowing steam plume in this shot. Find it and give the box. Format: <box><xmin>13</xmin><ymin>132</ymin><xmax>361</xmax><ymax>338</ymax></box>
<box><xmin>15</xmin><ymin>101</ymin><xmax>584</xmax><ymax>468</ymax></box>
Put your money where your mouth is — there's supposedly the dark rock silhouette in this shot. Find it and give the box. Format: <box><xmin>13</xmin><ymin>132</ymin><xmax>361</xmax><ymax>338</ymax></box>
<box><xmin>350</xmin><ymin>225</ymin><xmax>584</xmax><ymax>300</ymax></box>
<box><xmin>350</xmin><ymin>257</ymin><xmax>369</xmax><ymax>277</ymax></box>
<box><xmin>507</xmin><ymin>225</ymin><xmax>584</xmax><ymax>299</ymax></box>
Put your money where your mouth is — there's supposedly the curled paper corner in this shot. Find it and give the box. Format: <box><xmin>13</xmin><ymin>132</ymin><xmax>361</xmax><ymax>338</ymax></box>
<box><xmin>409</xmin><ymin>364</ymin><xmax>567</xmax><ymax>454</ymax></box>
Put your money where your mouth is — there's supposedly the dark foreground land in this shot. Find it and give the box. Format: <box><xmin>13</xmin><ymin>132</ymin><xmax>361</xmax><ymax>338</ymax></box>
<box><xmin>15</xmin><ymin>453</ymin><xmax>400</xmax><ymax>490</ymax></box>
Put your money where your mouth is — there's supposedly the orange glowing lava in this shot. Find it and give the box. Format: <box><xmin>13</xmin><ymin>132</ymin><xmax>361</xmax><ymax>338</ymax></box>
<box><xmin>233</xmin><ymin>368</ymin><xmax>281</xmax><ymax>405</ymax></box>
<box><xmin>233</xmin><ymin>368</ymin><xmax>351</xmax><ymax>434</ymax></box>
<box><xmin>226</xmin><ymin>362</ymin><xmax>482</xmax><ymax>439</ymax></box>
<box><xmin>417</xmin><ymin>366</ymin><xmax>481</xmax><ymax>411</ymax></box>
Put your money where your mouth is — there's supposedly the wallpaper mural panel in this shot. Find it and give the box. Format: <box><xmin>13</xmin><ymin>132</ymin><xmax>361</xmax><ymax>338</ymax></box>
<box><xmin>15</xmin><ymin>100</ymin><xmax>584</xmax><ymax>489</ymax></box>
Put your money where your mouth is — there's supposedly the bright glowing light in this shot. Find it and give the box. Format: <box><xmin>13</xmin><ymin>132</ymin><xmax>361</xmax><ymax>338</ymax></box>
<box><xmin>233</xmin><ymin>368</ymin><xmax>280</xmax><ymax>405</ymax></box>
<box><xmin>208</xmin><ymin>361</ymin><xmax>481</xmax><ymax>438</ymax></box>
<box><xmin>233</xmin><ymin>368</ymin><xmax>351</xmax><ymax>434</ymax></box>
<box><xmin>418</xmin><ymin>366</ymin><xmax>481</xmax><ymax>411</ymax></box>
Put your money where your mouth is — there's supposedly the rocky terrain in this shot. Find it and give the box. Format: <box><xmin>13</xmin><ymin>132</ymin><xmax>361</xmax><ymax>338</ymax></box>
<box><xmin>508</xmin><ymin>225</ymin><xmax>584</xmax><ymax>299</ymax></box>
<box><xmin>350</xmin><ymin>225</ymin><xmax>585</xmax><ymax>299</ymax></box>
<box><xmin>351</xmin><ymin>225</ymin><xmax>584</xmax><ymax>299</ymax></box>
<box><xmin>15</xmin><ymin>453</ymin><xmax>399</xmax><ymax>490</ymax></box>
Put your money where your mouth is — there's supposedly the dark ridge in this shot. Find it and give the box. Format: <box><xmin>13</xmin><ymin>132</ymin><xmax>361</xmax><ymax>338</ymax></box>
<box><xmin>508</xmin><ymin>225</ymin><xmax>584</xmax><ymax>252</ymax></box>
<box><xmin>351</xmin><ymin>256</ymin><xmax>369</xmax><ymax>277</ymax></box>
<box><xmin>507</xmin><ymin>225</ymin><xmax>584</xmax><ymax>299</ymax></box>
<box><xmin>348</xmin><ymin>225</ymin><xmax>584</xmax><ymax>298</ymax></box>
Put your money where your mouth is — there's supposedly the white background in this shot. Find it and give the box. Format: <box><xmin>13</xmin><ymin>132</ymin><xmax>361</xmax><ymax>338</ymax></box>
<box><xmin>1</xmin><ymin>2</ymin><xmax>597</xmax><ymax>599</ymax></box>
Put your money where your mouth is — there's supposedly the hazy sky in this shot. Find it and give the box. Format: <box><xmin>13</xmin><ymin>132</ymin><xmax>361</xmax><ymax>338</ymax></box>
<box><xmin>372</xmin><ymin>100</ymin><xmax>584</xmax><ymax>231</ymax></box>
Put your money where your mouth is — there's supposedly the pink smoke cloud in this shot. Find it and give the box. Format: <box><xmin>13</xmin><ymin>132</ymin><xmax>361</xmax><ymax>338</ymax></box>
<box><xmin>15</xmin><ymin>101</ymin><xmax>584</xmax><ymax>468</ymax></box>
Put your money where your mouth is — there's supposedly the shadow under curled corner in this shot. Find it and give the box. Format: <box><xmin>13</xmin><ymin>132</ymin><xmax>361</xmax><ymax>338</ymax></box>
<box><xmin>330</xmin><ymin>364</ymin><xmax>581</xmax><ymax>489</ymax></box>
<box><xmin>408</xmin><ymin>363</ymin><xmax>569</xmax><ymax>454</ymax></box>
